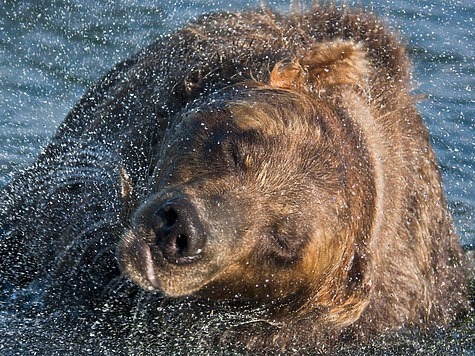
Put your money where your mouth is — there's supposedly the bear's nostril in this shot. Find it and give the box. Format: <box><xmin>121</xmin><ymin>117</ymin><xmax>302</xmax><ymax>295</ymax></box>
<box><xmin>159</xmin><ymin>204</ymin><xmax>178</xmax><ymax>229</ymax></box>
<box><xmin>175</xmin><ymin>234</ymin><xmax>189</xmax><ymax>255</ymax></box>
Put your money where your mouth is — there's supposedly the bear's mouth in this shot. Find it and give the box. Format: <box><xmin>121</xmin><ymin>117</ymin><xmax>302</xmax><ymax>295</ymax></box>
<box><xmin>118</xmin><ymin>226</ymin><xmax>224</xmax><ymax>296</ymax></box>
<box><xmin>140</xmin><ymin>243</ymin><xmax>160</xmax><ymax>290</ymax></box>
<box><xmin>117</xmin><ymin>232</ymin><xmax>161</xmax><ymax>292</ymax></box>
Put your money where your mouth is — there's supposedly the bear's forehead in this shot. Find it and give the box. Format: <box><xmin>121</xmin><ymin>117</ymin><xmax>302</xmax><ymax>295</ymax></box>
<box><xmin>177</xmin><ymin>86</ymin><xmax>329</xmax><ymax>140</ymax></box>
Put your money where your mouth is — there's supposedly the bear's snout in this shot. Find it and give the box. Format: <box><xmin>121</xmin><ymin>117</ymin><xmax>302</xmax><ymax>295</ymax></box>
<box><xmin>152</xmin><ymin>195</ymin><xmax>207</xmax><ymax>265</ymax></box>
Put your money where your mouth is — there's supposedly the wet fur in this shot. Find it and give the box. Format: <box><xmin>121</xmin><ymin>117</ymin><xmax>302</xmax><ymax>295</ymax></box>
<box><xmin>0</xmin><ymin>4</ymin><xmax>470</xmax><ymax>353</ymax></box>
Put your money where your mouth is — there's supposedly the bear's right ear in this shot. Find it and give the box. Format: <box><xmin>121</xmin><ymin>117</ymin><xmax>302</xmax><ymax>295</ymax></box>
<box><xmin>269</xmin><ymin>40</ymin><xmax>369</xmax><ymax>92</ymax></box>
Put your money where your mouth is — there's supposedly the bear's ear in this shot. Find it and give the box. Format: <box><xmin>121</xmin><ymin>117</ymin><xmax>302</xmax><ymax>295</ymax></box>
<box><xmin>269</xmin><ymin>40</ymin><xmax>368</xmax><ymax>92</ymax></box>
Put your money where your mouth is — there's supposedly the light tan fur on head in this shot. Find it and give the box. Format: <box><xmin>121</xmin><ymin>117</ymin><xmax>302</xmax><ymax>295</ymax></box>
<box><xmin>269</xmin><ymin>40</ymin><xmax>369</xmax><ymax>92</ymax></box>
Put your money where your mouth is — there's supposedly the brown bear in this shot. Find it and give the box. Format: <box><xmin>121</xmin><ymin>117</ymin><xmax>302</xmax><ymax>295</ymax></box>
<box><xmin>116</xmin><ymin>5</ymin><xmax>469</xmax><ymax>351</ymax></box>
<box><xmin>0</xmin><ymin>3</ymin><xmax>470</xmax><ymax>354</ymax></box>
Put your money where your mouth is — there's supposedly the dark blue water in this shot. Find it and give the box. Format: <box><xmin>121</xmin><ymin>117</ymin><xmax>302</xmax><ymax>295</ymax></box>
<box><xmin>0</xmin><ymin>1</ymin><xmax>473</xmax><ymax>353</ymax></box>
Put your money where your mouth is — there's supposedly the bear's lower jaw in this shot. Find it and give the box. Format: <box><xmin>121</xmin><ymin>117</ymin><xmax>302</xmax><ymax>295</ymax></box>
<box><xmin>117</xmin><ymin>238</ymin><xmax>223</xmax><ymax>297</ymax></box>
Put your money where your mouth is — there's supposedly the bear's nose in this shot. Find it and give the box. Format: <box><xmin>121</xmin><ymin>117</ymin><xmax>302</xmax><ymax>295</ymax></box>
<box><xmin>153</xmin><ymin>196</ymin><xmax>206</xmax><ymax>265</ymax></box>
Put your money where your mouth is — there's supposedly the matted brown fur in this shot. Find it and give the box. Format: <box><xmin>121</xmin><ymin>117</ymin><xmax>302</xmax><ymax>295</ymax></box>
<box><xmin>0</xmin><ymin>3</ymin><xmax>469</xmax><ymax>353</ymax></box>
<box><xmin>116</xmin><ymin>4</ymin><xmax>468</xmax><ymax>349</ymax></box>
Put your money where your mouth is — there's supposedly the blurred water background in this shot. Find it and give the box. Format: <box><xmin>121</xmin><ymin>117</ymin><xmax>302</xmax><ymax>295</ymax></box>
<box><xmin>1</xmin><ymin>0</ymin><xmax>473</xmax><ymax>248</ymax></box>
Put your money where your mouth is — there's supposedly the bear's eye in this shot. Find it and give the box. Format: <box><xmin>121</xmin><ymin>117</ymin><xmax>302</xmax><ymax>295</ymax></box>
<box><xmin>201</xmin><ymin>127</ymin><xmax>260</xmax><ymax>173</ymax></box>
<box><xmin>227</xmin><ymin>140</ymin><xmax>255</xmax><ymax>172</ymax></box>
<box><xmin>229</xmin><ymin>144</ymin><xmax>241</xmax><ymax>168</ymax></box>
<box><xmin>227</xmin><ymin>130</ymin><xmax>263</xmax><ymax>171</ymax></box>
<box><xmin>266</xmin><ymin>218</ymin><xmax>311</xmax><ymax>266</ymax></box>
<box><xmin>268</xmin><ymin>225</ymin><xmax>298</xmax><ymax>264</ymax></box>
<box><xmin>200</xmin><ymin>132</ymin><xmax>245</xmax><ymax>173</ymax></box>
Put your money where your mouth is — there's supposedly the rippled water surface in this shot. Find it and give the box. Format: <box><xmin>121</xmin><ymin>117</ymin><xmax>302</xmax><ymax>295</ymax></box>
<box><xmin>0</xmin><ymin>0</ymin><xmax>473</xmax><ymax>353</ymax></box>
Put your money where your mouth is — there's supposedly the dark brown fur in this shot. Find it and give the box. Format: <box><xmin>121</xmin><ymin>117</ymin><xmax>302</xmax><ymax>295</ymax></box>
<box><xmin>0</xmin><ymin>4</ymin><xmax>469</xmax><ymax>353</ymax></box>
